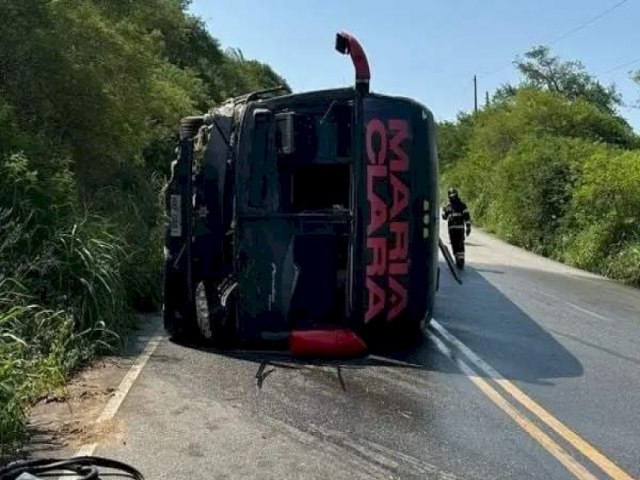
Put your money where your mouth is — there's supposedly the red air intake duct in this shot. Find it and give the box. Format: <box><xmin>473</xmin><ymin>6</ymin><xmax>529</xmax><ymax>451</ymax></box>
<box><xmin>335</xmin><ymin>32</ymin><xmax>370</xmax><ymax>94</ymax></box>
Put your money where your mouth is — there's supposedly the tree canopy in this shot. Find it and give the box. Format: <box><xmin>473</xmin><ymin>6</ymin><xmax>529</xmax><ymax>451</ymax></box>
<box><xmin>494</xmin><ymin>46</ymin><xmax>622</xmax><ymax>114</ymax></box>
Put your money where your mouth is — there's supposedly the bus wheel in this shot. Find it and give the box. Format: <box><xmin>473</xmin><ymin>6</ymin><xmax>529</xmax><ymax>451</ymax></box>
<box><xmin>194</xmin><ymin>281</ymin><xmax>214</xmax><ymax>341</ymax></box>
<box><xmin>194</xmin><ymin>280</ymin><xmax>237</xmax><ymax>345</ymax></box>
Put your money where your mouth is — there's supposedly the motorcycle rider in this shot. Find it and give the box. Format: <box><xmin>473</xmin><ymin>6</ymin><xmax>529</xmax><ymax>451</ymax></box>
<box><xmin>442</xmin><ymin>188</ymin><xmax>471</xmax><ymax>269</ymax></box>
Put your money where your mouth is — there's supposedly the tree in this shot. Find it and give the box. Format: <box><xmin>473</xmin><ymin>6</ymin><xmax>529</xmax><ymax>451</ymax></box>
<box><xmin>512</xmin><ymin>46</ymin><xmax>621</xmax><ymax>114</ymax></box>
<box><xmin>437</xmin><ymin>113</ymin><xmax>474</xmax><ymax>169</ymax></box>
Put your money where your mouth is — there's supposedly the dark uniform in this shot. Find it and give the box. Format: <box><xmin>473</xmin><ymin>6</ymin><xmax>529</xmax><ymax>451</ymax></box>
<box><xmin>442</xmin><ymin>188</ymin><xmax>471</xmax><ymax>268</ymax></box>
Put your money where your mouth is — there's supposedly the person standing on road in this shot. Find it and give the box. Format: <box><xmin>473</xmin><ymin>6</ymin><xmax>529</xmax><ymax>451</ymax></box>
<box><xmin>442</xmin><ymin>188</ymin><xmax>471</xmax><ymax>269</ymax></box>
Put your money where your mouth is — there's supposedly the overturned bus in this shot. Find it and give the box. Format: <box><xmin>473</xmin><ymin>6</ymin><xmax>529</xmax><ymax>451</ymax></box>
<box><xmin>163</xmin><ymin>32</ymin><xmax>440</xmax><ymax>356</ymax></box>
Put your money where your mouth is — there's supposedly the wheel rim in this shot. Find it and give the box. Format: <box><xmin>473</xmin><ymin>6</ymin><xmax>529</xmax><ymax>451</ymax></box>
<box><xmin>195</xmin><ymin>282</ymin><xmax>212</xmax><ymax>339</ymax></box>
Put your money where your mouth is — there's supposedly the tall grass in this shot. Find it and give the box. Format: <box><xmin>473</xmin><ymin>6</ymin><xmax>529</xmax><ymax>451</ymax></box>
<box><xmin>0</xmin><ymin>168</ymin><xmax>164</xmax><ymax>456</ymax></box>
<box><xmin>0</xmin><ymin>302</ymin><xmax>75</xmax><ymax>448</ymax></box>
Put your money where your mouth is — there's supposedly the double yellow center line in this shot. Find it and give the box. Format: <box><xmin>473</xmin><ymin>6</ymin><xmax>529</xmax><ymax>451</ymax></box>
<box><xmin>429</xmin><ymin>319</ymin><xmax>636</xmax><ymax>480</ymax></box>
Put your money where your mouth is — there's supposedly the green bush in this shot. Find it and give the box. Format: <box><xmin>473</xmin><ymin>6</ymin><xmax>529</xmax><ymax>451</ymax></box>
<box><xmin>488</xmin><ymin>135</ymin><xmax>604</xmax><ymax>254</ymax></box>
<box><xmin>562</xmin><ymin>150</ymin><xmax>640</xmax><ymax>283</ymax></box>
<box><xmin>606</xmin><ymin>245</ymin><xmax>640</xmax><ymax>286</ymax></box>
<box><xmin>440</xmin><ymin>86</ymin><xmax>640</xmax><ymax>287</ymax></box>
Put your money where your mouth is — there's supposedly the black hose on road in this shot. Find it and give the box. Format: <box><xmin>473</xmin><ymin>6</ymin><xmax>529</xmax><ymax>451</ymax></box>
<box><xmin>0</xmin><ymin>456</ymin><xmax>144</xmax><ymax>480</ymax></box>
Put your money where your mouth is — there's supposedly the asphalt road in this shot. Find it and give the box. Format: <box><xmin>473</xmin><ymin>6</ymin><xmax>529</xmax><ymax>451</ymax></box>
<box><xmin>93</xmin><ymin>227</ymin><xmax>640</xmax><ymax>480</ymax></box>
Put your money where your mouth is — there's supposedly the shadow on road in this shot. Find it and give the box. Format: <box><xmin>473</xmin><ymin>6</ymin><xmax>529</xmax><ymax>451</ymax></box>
<box><xmin>433</xmin><ymin>260</ymin><xmax>584</xmax><ymax>384</ymax></box>
<box><xmin>166</xmin><ymin>258</ymin><xmax>583</xmax><ymax>387</ymax></box>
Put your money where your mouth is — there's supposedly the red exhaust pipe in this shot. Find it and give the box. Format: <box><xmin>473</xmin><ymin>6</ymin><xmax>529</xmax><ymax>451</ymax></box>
<box><xmin>335</xmin><ymin>32</ymin><xmax>370</xmax><ymax>94</ymax></box>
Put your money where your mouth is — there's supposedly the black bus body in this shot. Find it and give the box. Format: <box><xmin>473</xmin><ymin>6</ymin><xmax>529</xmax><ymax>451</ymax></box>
<box><xmin>163</xmin><ymin>33</ymin><xmax>439</xmax><ymax>356</ymax></box>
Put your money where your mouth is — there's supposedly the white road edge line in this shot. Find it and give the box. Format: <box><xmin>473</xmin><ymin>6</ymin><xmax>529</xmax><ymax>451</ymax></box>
<box><xmin>431</xmin><ymin>319</ymin><xmax>634</xmax><ymax>480</ymax></box>
<box><xmin>565</xmin><ymin>302</ymin><xmax>611</xmax><ymax>323</ymax></box>
<box><xmin>534</xmin><ymin>289</ymin><xmax>563</xmax><ymax>302</ymax></box>
<box><xmin>73</xmin><ymin>326</ymin><xmax>163</xmax><ymax>457</ymax></box>
<box><xmin>535</xmin><ymin>290</ymin><xmax>611</xmax><ymax>323</ymax></box>
<box><xmin>426</xmin><ymin>328</ymin><xmax>598</xmax><ymax>480</ymax></box>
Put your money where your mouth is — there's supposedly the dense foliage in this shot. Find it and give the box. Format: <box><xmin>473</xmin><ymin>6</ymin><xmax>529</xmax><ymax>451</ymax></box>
<box><xmin>440</xmin><ymin>47</ymin><xmax>640</xmax><ymax>286</ymax></box>
<box><xmin>0</xmin><ymin>0</ymin><xmax>287</xmax><ymax>452</ymax></box>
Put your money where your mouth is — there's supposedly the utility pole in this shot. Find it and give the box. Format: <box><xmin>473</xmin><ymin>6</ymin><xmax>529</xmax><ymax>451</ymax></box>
<box><xmin>473</xmin><ymin>75</ymin><xmax>478</xmax><ymax>113</ymax></box>
<box><xmin>485</xmin><ymin>91</ymin><xmax>490</xmax><ymax>107</ymax></box>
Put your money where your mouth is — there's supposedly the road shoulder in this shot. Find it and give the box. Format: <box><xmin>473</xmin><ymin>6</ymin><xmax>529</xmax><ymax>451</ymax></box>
<box><xmin>24</xmin><ymin>314</ymin><xmax>162</xmax><ymax>458</ymax></box>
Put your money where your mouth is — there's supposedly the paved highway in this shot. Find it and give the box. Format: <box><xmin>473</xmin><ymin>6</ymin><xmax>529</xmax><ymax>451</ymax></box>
<box><xmin>89</xmin><ymin>227</ymin><xmax>640</xmax><ymax>479</ymax></box>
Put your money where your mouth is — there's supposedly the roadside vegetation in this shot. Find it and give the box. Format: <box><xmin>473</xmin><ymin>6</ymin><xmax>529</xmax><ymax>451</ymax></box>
<box><xmin>439</xmin><ymin>46</ymin><xmax>640</xmax><ymax>287</ymax></box>
<box><xmin>0</xmin><ymin>0</ymin><xmax>287</xmax><ymax>454</ymax></box>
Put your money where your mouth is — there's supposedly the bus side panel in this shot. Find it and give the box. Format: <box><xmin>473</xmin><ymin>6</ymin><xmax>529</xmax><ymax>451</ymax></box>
<box><xmin>361</xmin><ymin>97</ymin><xmax>437</xmax><ymax>339</ymax></box>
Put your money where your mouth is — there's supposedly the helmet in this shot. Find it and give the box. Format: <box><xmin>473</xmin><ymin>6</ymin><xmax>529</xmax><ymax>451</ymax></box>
<box><xmin>448</xmin><ymin>188</ymin><xmax>458</xmax><ymax>199</ymax></box>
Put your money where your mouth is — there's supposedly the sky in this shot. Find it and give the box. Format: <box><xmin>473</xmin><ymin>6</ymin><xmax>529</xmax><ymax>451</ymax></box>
<box><xmin>189</xmin><ymin>0</ymin><xmax>640</xmax><ymax>129</ymax></box>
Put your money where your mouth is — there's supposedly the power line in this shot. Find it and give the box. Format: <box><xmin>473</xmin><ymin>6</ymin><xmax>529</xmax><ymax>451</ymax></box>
<box><xmin>598</xmin><ymin>56</ymin><xmax>640</xmax><ymax>76</ymax></box>
<box><xmin>479</xmin><ymin>62</ymin><xmax>513</xmax><ymax>79</ymax></box>
<box><xmin>548</xmin><ymin>0</ymin><xmax>629</xmax><ymax>45</ymax></box>
<box><xmin>479</xmin><ymin>0</ymin><xmax>630</xmax><ymax>79</ymax></box>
